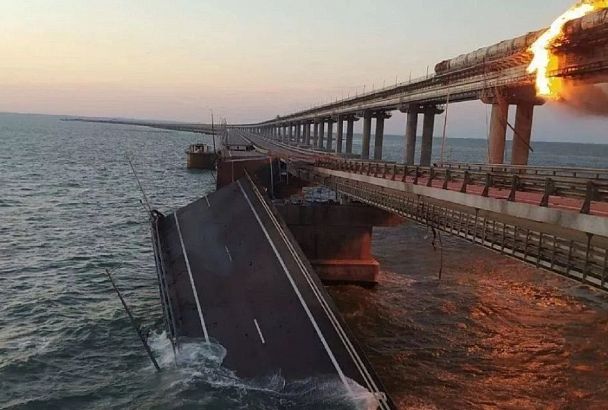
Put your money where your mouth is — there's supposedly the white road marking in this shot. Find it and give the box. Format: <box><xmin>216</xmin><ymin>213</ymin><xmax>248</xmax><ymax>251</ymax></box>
<box><xmin>225</xmin><ymin>245</ymin><xmax>232</xmax><ymax>262</ymax></box>
<box><xmin>237</xmin><ymin>180</ymin><xmax>353</xmax><ymax>396</ymax></box>
<box><xmin>204</xmin><ymin>195</ymin><xmax>211</xmax><ymax>207</ymax></box>
<box><xmin>173</xmin><ymin>212</ymin><xmax>210</xmax><ymax>343</ymax></box>
<box><xmin>247</xmin><ymin>178</ymin><xmax>390</xmax><ymax>409</ymax></box>
<box><xmin>253</xmin><ymin>319</ymin><xmax>266</xmax><ymax>345</ymax></box>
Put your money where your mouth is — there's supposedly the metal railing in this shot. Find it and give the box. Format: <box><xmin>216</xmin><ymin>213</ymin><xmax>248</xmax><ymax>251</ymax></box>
<box><xmin>314</xmin><ymin>158</ymin><xmax>608</xmax><ymax>215</ymax></box>
<box><xmin>301</xmin><ymin>173</ymin><xmax>608</xmax><ymax>292</ymax></box>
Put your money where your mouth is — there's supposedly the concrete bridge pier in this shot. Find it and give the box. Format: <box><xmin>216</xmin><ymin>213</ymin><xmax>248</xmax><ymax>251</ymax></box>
<box><xmin>420</xmin><ymin>106</ymin><xmax>442</xmax><ymax>166</ymax></box>
<box><xmin>300</xmin><ymin>122</ymin><xmax>306</xmax><ymax>145</ymax></box>
<box><xmin>318</xmin><ymin>119</ymin><xmax>325</xmax><ymax>149</ymax></box>
<box><xmin>335</xmin><ymin>116</ymin><xmax>344</xmax><ymax>154</ymax></box>
<box><xmin>373</xmin><ymin>112</ymin><xmax>391</xmax><ymax>161</ymax></box>
<box><xmin>276</xmin><ymin>203</ymin><xmax>402</xmax><ymax>284</ymax></box>
<box><xmin>512</xmin><ymin>103</ymin><xmax>534</xmax><ymax>166</ymax></box>
<box><xmin>326</xmin><ymin>119</ymin><xmax>334</xmax><ymax>152</ymax></box>
<box><xmin>361</xmin><ymin>112</ymin><xmax>372</xmax><ymax>160</ymax></box>
<box><xmin>313</xmin><ymin>121</ymin><xmax>319</xmax><ymax>147</ymax></box>
<box><xmin>488</xmin><ymin>100</ymin><xmax>509</xmax><ymax>164</ymax></box>
<box><xmin>345</xmin><ymin>116</ymin><xmax>357</xmax><ymax>154</ymax></box>
<box><xmin>405</xmin><ymin>108</ymin><xmax>419</xmax><ymax>165</ymax></box>
<box><xmin>288</xmin><ymin>123</ymin><xmax>294</xmax><ymax>145</ymax></box>
<box><xmin>303</xmin><ymin>122</ymin><xmax>311</xmax><ymax>146</ymax></box>
<box><xmin>482</xmin><ymin>86</ymin><xmax>542</xmax><ymax>165</ymax></box>
<box><xmin>295</xmin><ymin>122</ymin><xmax>301</xmax><ymax>145</ymax></box>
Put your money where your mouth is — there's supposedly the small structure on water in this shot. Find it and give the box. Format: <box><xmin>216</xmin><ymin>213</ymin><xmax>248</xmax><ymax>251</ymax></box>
<box><xmin>186</xmin><ymin>144</ymin><xmax>217</xmax><ymax>170</ymax></box>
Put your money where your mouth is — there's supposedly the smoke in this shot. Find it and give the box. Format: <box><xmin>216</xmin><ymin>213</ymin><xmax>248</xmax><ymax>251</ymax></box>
<box><xmin>558</xmin><ymin>80</ymin><xmax>608</xmax><ymax>116</ymax></box>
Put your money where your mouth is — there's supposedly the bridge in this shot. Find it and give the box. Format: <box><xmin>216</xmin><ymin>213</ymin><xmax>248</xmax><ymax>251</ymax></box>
<box><xmin>214</xmin><ymin>9</ymin><xmax>608</xmax><ymax>292</ymax></box>
<box><xmin>236</xmin><ymin>9</ymin><xmax>608</xmax><ymax>167</ymax></box>
<box><xmin>137</xmin><ymin>8</ymin><xmax>608</xmax><ymax>409</ymax></box>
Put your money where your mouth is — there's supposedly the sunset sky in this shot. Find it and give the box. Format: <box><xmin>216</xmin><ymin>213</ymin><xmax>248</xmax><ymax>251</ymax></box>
<box><xmin>1</xmin><ymin>0</ymin><xmax>606</xmax><ymax>142</ymax></box>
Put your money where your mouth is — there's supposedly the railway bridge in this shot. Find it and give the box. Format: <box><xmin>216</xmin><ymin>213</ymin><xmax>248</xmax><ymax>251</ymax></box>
<box><xmin>222</xmin><ymin>127</ymin><xmax>608</xmax><ymax>295</ymax></box>
<box><xmin>219</xmin><ymin>9</ymin><xmax>608</xmax><ymax>292</ymax></box>
<box><xmin>237</xmin><ymin>9</ymin><xmax>608</xmax><ymax>167</ymax></box>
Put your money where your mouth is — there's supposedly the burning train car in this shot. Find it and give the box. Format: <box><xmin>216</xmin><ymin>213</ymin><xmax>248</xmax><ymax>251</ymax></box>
<box><xmin>434</xmin><ymin>30</ymin><xmax>543</xmax><ymax>76</ymax></box>
<box><xmin>544</xmin><ymin>8</ymin><xmax>608</xmax><ymax>86</ymax></box>
<box><xmin>562</xmin><ymin>6</ymin><xmax>608</xmax><ymax>35</ymax></box>
<box><xmin>434</xmin><ymin>8</ymin><xmax>608</xmax><ymax>77</ymax></box>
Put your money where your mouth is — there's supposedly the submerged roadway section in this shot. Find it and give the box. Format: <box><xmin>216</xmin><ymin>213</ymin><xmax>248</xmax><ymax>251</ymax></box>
<box><xmin>154</xmin><ymin>176</ymin><xmax>392</xmax><ymax>409</ymax></box>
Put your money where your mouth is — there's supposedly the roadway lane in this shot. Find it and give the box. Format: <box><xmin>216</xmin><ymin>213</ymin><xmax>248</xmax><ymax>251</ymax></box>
<box><xmin>156</xmin><ymin>177</ymin><xmax>392</xmax><ymax>409</ymax></box>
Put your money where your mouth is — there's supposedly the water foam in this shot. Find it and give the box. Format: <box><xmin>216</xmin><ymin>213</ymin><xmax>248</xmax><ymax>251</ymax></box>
<box><xmin>148</xmin><ymin>331</ymin><xmax>379</xmax><ymax>409</ymax></box>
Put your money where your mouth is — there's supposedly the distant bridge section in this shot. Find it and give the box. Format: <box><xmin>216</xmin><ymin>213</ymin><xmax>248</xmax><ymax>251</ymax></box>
<box><xmin>236</xmin><ymin>9</ymin><xmax>608</xmax><ymax>167</ymax></box>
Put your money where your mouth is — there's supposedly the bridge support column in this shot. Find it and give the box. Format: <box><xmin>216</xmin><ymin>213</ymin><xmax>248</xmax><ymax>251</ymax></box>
<box><xmin>345</xmin><ymin>116</ymin><xmax>355</xmax><ymax>154</ymax></box>
<box><xmin>303</xmin><ymin>122</ymin><xmax>311</xmax><ymax>145</ymax></box>
<box><xmin>373</xmin><ymin>112</ymin><xmax>391</xmax><ymax>161</ymax></box>
<box><xmin>488</xmin><ymin>100</ymin><xmax>509</xmax><ymax>164</ymax></box>
<box><xmin>361</xmin><ymin>113</ymin><xmax>372</xmax><ymax>160</ymax></box>
<box><xmin>326</xmin><ymin>119</ymin><xmax>334</xmax><ymax>152</ymax></box>
<box><xmin>319</xmin><ymin>120</ymin><xmax>325</xmax><ymax>149</ymax></box>
<box><xmin>313</xmin><ymin>121</ymin><xmax>319</xmax><ymax>147</ymax></box>
<box><xmin>295</xmin><ymin>122</ymin><xmax>301</xmax><ymax>145</ymax></box>
<box><xmin>335</xmin><ymin>117</ymin><xmax>344</xmax><ymax>154</ymax></box>
<box><xmin>276</xmin><ymin>203</ymin><xmax>402</xmax><ymax>284</ymax></box>
<box><xmin>288</xmin><ymin>124</ymin><xmax>293</xmax><ymax>145</ymax></box>
<box><xmin>404</xmin><ymin>108</ymin><xmax>419</xmax><ymax>165</ymax></box>
<box><xmin>512</xmin><ymin>103</ymin><xmax>534</xmax><ymax>166</ymax></box>
<box><xmin>420</xmin><ymin>106</ymin><xmax>441</xmax><ymax>166</ymax></box>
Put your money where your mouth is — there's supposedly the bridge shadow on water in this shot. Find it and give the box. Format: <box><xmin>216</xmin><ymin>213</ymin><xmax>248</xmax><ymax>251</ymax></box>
<box><xmin>328</xmin><ymin>222</ymin><xmax>608</xmax><ymax>409</ymax></box>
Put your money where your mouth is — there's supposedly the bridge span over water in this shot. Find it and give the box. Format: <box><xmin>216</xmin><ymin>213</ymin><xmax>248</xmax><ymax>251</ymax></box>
<box><xmin>227</xmin><ymin>127</ymin><xmax>608</xmax><ymax>295</ymax></box>
<box><xmin>219</xmin><ymin>9</ymin><xmax>608</xmax><ymax>293</ymax></box>
<box><xmin>236</xmin><ymin>9</ymin><xmax>608</xmax><ymax>167</ymax></box>
<box><xmin>111</xmin><ymin>9</ymin><xmax>608</xmax><ymax>404</ymax></box>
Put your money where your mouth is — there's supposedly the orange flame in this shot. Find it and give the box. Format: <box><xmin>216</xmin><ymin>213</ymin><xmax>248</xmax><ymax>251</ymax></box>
<box><xmin>527</xmin><ymin>1</ymin><xmax>607</xmax><ymax>99</ymax></box>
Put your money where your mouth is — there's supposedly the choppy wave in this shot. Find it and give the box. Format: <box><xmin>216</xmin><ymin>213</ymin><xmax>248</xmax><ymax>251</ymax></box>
<box><xmin>145</xmin><ymin>332</ymin><xmax>379</xmax><ymax>410</ymax></box>
<box><xmin>3</xmin><ymin>113</ymin><xmax>608</xmax><ymax>409</ymax></box>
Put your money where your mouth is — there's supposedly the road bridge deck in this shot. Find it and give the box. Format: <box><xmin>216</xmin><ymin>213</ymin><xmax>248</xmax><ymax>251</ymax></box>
<box><xmin>234</xmin><ymin>130</ymin><xmax>608</xmax><ymax>217</ymax></box>
<box><xmin>228</xmin><ymin>129</ymin><xmax>608</xmax><ymax>291</ymax></box>
<box><xmin>151</xmin><ymin>175</ymin><xmax>392</xmax><ymax>409</ymax></box>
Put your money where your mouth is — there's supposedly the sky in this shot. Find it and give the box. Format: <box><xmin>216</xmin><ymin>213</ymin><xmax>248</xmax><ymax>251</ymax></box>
<box><xmin>0</xmin><ymin>0</ymin><xmax>606</xmax><ymax>142</ymax></box>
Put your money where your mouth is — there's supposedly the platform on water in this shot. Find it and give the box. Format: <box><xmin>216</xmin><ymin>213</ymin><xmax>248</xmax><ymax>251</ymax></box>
<box><xmin>151</xmin><ymin>174</ymin><xmax>392</xmax><ymax>409</ymax></box>
<box><xmin>186</xmin><ymin>143</ymin><xmax>217</xmax><ymax>170</ymax></box>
